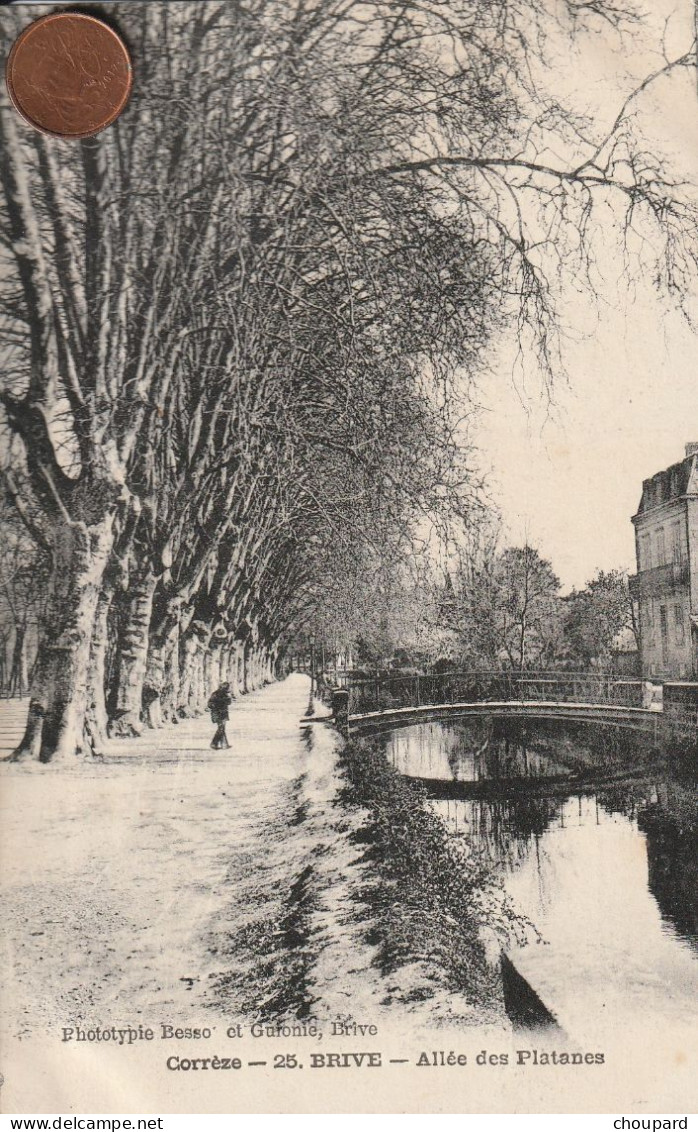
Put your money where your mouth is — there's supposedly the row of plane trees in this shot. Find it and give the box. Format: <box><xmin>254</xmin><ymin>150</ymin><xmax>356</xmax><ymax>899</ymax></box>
<box><xmin>0</xmin><ymin>0</ymin><xmax>695</xmax><ymax>761</ymax></box>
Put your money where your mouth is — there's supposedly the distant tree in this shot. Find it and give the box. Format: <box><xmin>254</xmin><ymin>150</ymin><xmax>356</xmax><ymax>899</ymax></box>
<box><xmin>492</xmin><ymin>547</ymin><xmax>564</xmax><ymax>671</ymax></box>
<box><xmin>0</xmin><ymin>496</ymin><xmax>49</xmax><ymax>696</ymax></box>
<box><xmin>445</xmin><ymin>536</ymin><xmax>564</xmax><ymax>671</ymax></box>
<box><xmin>563</xmin><ymin>569</ymin><xmax>637</xmax><ymax>669</ymax></box>
<box><xmin>440</xmin><ymin>521</ymin><xmax>503</xmax><ymax>669</ymax></box>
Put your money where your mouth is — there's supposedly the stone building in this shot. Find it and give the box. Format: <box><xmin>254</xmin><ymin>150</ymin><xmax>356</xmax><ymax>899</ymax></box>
<box><xmin>630</xmin><ymin>443</ymin><xmax>698</xmax><ymax>679</ymax></box>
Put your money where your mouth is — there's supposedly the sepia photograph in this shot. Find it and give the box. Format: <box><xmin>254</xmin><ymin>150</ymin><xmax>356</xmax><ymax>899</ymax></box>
<box><xmin>0</xmin><ymin>0</ymin><xmax>696</xmax><ymax>1115</ymax></box>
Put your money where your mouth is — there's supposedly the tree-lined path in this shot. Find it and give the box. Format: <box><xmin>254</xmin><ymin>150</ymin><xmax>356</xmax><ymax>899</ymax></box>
<box><xmin>1</xmin><ymin>674</ymin><xmax>491</xmax><ymax>1042</ymax></box>
<box><xmin>2</xmin><ymin>1</ymin><xmax>696</xmax><ymax>765</ymax></box>
<box><xmin>2</xmin><ymin>675</ymin><xmax>345</xmax><ymax>1033</ymax></box>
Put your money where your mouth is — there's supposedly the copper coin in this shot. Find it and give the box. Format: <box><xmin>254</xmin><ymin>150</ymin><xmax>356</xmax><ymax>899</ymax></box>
<box><xmin>5</xmin><ymin>12</ymin><xmax>132</xmax><ymax>139</ymax></box>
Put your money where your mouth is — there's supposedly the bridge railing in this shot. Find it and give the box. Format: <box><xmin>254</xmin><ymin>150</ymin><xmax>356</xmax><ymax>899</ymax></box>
<box><xmin>345</xmin><ymin>670</ymin><xmax>644</xmax><ymax>716</ymax></box>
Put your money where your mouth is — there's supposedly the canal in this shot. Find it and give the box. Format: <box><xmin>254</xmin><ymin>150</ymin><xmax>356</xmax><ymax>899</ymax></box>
<box><xmin>385</xmin><ymin>718</ymin><xmax>698</xmax><ymax>1041</ymax></box>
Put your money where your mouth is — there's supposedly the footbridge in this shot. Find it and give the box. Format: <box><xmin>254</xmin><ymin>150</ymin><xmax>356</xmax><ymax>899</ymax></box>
<box><xmin>325</xmin><ymin>670</ymin><xmax>667</xmax><ymax>737</ymax></box>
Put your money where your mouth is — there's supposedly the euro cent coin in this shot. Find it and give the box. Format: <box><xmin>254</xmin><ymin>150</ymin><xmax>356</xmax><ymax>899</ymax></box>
<box><xmin>5</xmin><ymin>12</ymin><xmax>132</xmax><ymax>139</ymax></box>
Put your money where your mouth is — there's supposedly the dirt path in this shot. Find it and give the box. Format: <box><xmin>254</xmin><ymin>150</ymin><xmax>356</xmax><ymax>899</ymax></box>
<box><xmin>1</xmin><ymin>675</ymin><xmax>506</xmax><ymax>1050</ymax></box>
<box><xmin>1</xmin><ymin>677</ymin><xmax>308</xmax><ymax>1033</ymax></box>
<box><xmin>0</xmin><ymin>676</ymin><xmax>414</xmax><ymax>1043</ymax></box>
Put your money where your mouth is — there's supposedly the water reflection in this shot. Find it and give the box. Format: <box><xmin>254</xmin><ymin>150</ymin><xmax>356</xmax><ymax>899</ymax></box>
<box><xmin>641</xmin><ymin>805</ymin><xmax>698</xmax><ymax>946</ymax></box>
<box><xmin>432</xmin><ymin>795</ymin><xmax>561</xmax><ymax>869</ymax></box>
<box><xmin>388</xmin><ymin>719</ymin><xmax>575</xmax><ymax>783</ymax></box>
<box><xmin>385</xmin><ymin>718</ymin><xmax>698</xmax><ymax>1038</ymax></box>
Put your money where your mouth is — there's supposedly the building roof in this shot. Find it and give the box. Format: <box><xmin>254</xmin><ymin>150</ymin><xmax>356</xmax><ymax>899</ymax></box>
<box><xmin>633</xmin><ymin>446</ymin><xmax>698</xmax><ymax>519</ymax></box>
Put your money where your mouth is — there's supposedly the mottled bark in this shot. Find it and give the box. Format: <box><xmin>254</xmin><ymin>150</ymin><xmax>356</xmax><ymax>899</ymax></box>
<box><xmin>85</xmin><ymin>580</ymin><xmax>114</xmax><ymax>751</ymax></box>
<box><xmin>203</xmin><ymin>649</ymin><xmax>215</xmax><ymax>704</ymax></box>
<box><xmin>237</xmin><ymin>642</ymin><xmax>246</xmax><ymax>695</ymax></box>
<box><xmin>143</xmin><ymin>638</ymin><xmax>165</xmax><ymax>730</ymax></box>
<box><xmin>263</xmin><ymin>646</ymin><xmax>278</xmax><ymax>684</ymax></box>
<box><xmin>109</xmin><ymin>571</ymin><xmax>157</xmax><ymax>737</ymax></box>
<box><xmin>206</xmin><ymin>638</ymin><xmax>225</xmax><ymax>702</ymax></box>
<box><xmin>246</xmin><ymin>641</ymin><xmax>267</xmax><ymax>692</ymax></box>
<box><xmin>8</xmin><ymin>622</ymin><xmax>28</xmax><ymax>698</ymax></box>
<box><xmin>13</xmin><ymin>516</ymin><xmax>114</xmax><ymax>763</ymax></box>
<box><xmin>161</xmin><ymin>625</ymin><xmax>181</xmax><ymax>723</ymax></box>
<box><xmin>144</xmin><ymin>618</ymin><xmax>181</xmax><ymax>729</ymax></box>
<box><xmin>227</xmin><ymin>642</ymin><xmax>242</xmax><ymax>698</ymax></box>
<box><xmin>178</xmin><ymin>634</ymin><xmax>200</xmax><ymax>716</ymax></box>
<box><xmin>177</xmin><ymin>619</ymin><xmax>211</xmax><ymax>715</ymax></box>
<box><xmin>218</xmin><ymin>646</ymin><xmax>232</xmax><ymax>690</ymax></box>
<box><xmin>190</xmin><ymin>647</ymin><xmax>207</xmax><ymax>714</ymax></box>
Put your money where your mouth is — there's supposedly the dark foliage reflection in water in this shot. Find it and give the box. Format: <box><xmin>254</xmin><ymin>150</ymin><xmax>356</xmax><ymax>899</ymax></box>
<box><xmin>385</xmin><ymin>718</ymin><xmax>698</xmax><ymax>1038</ymax></box>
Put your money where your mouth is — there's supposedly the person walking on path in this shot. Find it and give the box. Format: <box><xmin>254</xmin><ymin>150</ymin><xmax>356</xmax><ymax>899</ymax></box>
<box><xmin>207</xmin><ymin>682</ymin><xmax>233</xmax><ymax>749</ymax></box>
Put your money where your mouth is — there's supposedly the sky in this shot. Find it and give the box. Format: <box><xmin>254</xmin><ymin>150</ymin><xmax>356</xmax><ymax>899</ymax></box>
<box><xmin>475</xmin><ymin>294</ymin><xmax>697</xmax><ymax>591</ymax></box>
<box><xmin>471</xmin><ymin>1</ymin><xmax>698</xmax><ymax>593</ymax></box>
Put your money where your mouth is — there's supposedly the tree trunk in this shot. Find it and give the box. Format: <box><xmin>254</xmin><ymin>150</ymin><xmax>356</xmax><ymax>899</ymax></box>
<box><xmin>161</xmin><ymin>624</ymin><xmax>181</xmax><ymax>723</ymax></box>
<box><xmin>264</xmin><ymin>646</ymin><xmax>278</xmax><ymax>684</ymax></box>
<box><xmin>144</xmin><ymin>617</ymin><xmax>181</xmax><ymax>729</ymax></box>
<box><xmin>206</xmin><ymin>639</ymin><xmax>224</xmax><ymax>701</ymax></box>
<box><xmin>190</xmin><ymin>646</ymin><xmax>208</xmax><ymax>714</ymax></box>
<box><xmin>13</xmin><ymin>516</ymin><xmax>114</xmax><ymax>763</ymax></box>
<box><xmin>178</xmin><ymin>633</ymin><xmax>198</xmax><ymax>716</ymax></box>
<box><xmin>242</xmin><ymin>639</ymin><xmax>252</xmax><ymax>693</ymax></box>
<box><xmin>8</xmin><ymin>621</ymin><xmax>28</xmax><ymax>697</ymax></box>
<box><xmin>519</xmin><ymin>612</ymin><xmax>527</xmax><ymax>674</ymax></box>
<box><xmin>236</xmin><ymin>642</ymin><xmax>246</xmax><ymax>695</ymax></box>
<box><xmin>219</xmin><ymin>645</ymin><xmax>232</xmax><ymax>690</ymax></box>
<box><xmin>228</xmin><ymin>642</ymin><xmax>243</xmax><ymax>698</ymax></box>
<box><xmin>144</xmin><ymin>591</ymin><xmax>188</xmax><ymax>727</ymax></box>
<box><xmin>85</xmin><ymin>580</ymin><xmax>113</xmax><ymax>752</ymax></box>
<box><xmin>178</xmin><ymin>620</ymin><xmax>211</xmax><ymax>715</ymax></box>
<box><xmin>246</xmin><ymin>642</ymin><xmax>264</xmax><ymax>692</ymax></box>
<box><xmin>109</xmin><ymin>571</ymin><xmax>157</xmax><ymax>737</ymax></box>
<box><xmin>203</xmin><ymin>648</ymin><xmax>215</xmax><ymax>704</ymax></box>
<box><xmin>0</xmin><ymin>635</ymin><xmax>7</xmax><ymax>693</ymax></box>
<box><xmin>143</xmin><ymin>637</ymin><xmax>165</xmax><ymax>730</ymax></box>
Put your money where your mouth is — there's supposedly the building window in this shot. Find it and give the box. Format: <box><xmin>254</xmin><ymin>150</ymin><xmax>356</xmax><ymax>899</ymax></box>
<box><xmin>674</xmin><ymin>604</ymin><xmax>686</xmax><ymax>647</ymax></box>
<box><xmin>672</xmin><ymin>521</ymin><xmax>684</xmax><ymax>563</ymax></box>
<box><xmin>656</xmin><ymin>527</ymin><xmax>666</xmax><ymax>566</ymax></box>
<box><xmin>641</xmin><ymin>533</ymin><xmax>652</xmax><ymax>570</ymax></box>
<box><xmin>643</xmin><ymin>601</ymin><xmax>654</xmax><ymax>647</ymax></box>
<box><xmin>659</xmin><ymin>605</ymin><xmax>669</xmax><ymax>667</ymax></box>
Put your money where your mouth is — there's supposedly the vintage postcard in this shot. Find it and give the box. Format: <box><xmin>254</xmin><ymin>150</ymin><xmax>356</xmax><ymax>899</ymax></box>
<box><xmin>0</xmin><ymin>0</ymin><xmax>696</xmax><ymax>1115</ymax></box>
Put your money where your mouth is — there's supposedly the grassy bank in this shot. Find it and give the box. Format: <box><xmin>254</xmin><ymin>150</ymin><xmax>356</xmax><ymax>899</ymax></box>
<box><xmin>338</xmin><ymin>736</ymin><xmax>522</xmax><ymax>1022</ymax></box>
